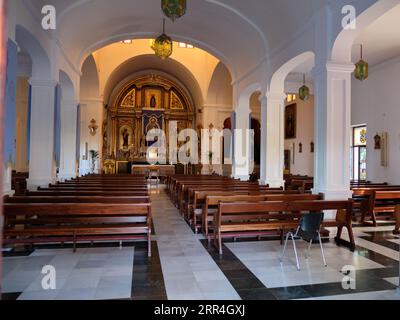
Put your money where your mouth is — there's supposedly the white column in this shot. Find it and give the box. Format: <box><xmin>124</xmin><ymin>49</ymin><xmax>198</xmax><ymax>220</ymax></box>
<box><xmin>27</xmin><ymin>79</ymin><xmax>57</xmax><ymax>189</ymax></box>
<box><xmin>58</xmin><ymin>99</ymin><xmax>78</xmax><ymax>181</ymax></box>
<box><xmin>313</xmin><ymin>61</ymin><xmax>354</xmax><ymax>203</ymax></box>
<box><xmin>232</xmin><ymin>104</ymin><xmax>252</xmax><ymax>181</ymax></box>
<box><xmin>259</xmin><ymin>92</ymin><xmax>286</xmax><ymax>187</ymax></box>
<box><xmin>259</xmin><ymin>96</ymin><xmax>267</xmax><ymax>183</ymax></box>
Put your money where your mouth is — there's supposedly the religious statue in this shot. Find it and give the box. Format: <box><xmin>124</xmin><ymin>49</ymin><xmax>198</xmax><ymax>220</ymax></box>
<box><xmin>122</xmin><ymin>128</ymin><xmax>129</xmax><ymax>149</ymax></box>
<box><xmin>150</xmin><ymin>95</ymin><xmax>156</xmax><ymax>108</ymax></box>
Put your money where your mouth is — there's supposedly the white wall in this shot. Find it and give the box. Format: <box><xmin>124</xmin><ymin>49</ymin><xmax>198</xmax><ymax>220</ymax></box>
<box><xmin>352</xmin><ymin>56</ymin><xmax>400</xmax><ymax>184</ymax></box>
<box><xmin>284</xmin><ymin>95</ymin><xmax>314</xmax><ymax>176</ymax></box>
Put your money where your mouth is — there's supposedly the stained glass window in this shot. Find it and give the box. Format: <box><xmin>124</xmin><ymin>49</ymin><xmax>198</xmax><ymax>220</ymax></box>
<box><xmin>353</xmin><ymin>126</ymin><xmax>367</xmax><ymax>146</ymax></box>
<box><xmin>351</xmin><ymin>125</ymin><xmax>367</xmax><ymax>181</ymax></box>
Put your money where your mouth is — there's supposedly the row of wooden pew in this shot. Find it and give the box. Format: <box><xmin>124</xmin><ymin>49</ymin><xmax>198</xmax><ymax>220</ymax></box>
<box><xmin>166</xmin><ymin>175</ymin><xmax>355</xmax><ymax>254</ymax></box>
<box><xmin>351</xmin><ymin>181</ymin><xmax>400</xmax><ymax>233</ymax></box>
<box><xmin>2</xmin><ymin>174</ymin><xmax>153</xmax><ymax>256</ymax></box>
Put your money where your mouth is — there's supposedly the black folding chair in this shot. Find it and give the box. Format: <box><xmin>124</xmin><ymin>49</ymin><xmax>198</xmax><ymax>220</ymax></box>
<box><xmin>280</xmin><ymin>212</ymin><xmax>327</xmax><ymax>271</ymax></box>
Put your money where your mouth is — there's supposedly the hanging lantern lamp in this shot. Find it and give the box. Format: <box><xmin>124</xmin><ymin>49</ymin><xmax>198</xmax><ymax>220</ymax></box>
<box><xmin>355</xmin><ymin>44</ymin><xmax>369</xmax><ymax>81</ymax></box>
<box><xmin>151</xmin><ymin>18</ymin><xmax>173</xmax><ymax>60</ymax></box>
<box><xmin>162</xmin><ymin>0</ymin><xmax>187</xmax><ymax>22</ymax></box>
<box><xmin>298</xmin><ymin>74</ymin><xmax>310</xmax><ymax>101</ymax></box>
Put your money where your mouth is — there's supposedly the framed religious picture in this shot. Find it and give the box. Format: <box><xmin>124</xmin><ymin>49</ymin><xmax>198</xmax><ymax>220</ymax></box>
<box><xmin>285</xmin><ymin>103</ymin><xmax>297</xmax><ymax>139</ymax></box>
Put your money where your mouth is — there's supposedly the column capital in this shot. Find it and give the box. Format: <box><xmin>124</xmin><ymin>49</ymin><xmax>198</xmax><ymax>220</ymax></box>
<box><xmin>29</xmin><ymin>78</ymin><xmax>58</xmax><ymax>87</ymax></box>
<box><xmin>259</xmin><ymin>95</ymin><xmax>268</xmax><ymax>105</ymax></box>
<box><xmin>326</xmin><ymin>60</ymin><xmax>355</xmax><ymax>73</ymax></box>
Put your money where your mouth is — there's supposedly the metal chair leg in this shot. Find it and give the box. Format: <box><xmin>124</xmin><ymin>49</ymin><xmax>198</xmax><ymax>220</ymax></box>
<box><xmin>280</xmin><ymin>232</ymin><xmax>291</xmax><ymax>263</ymax></box>
<box><xmin>318</xmin><ymin>232</ymin><xmax>327</xmax><ymax>267</ymax></box>
<box><xmin>305</xmin><ymin>240</ymin><xmax>313</xmax><ymax>259</ymax></box>
<box><xmin>291</xmin><ymin>234</ymin><xmax>301</xmax><ymax>271</ymax></box>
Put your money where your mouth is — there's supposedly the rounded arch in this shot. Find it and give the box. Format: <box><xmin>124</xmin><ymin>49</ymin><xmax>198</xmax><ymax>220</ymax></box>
<box><xmin>79</xmin><ymin>33</ymin><xmax>236</xmax><ymax>79</ymax></box>
<box><xmin>59</xmin><ymin>70</ymin><xmax>75</xmax><ymax>101</ymax></box>
<box><xmin>206</xmin><ymin>62</ymin><xmax>233</xmax><ymax>106</ymax></box>
<box><xmin>104</xmin><ymin>54</ymin><xmax>203</xmax><ymax>110</ymax></box>
<box><xmin>49</xmin><ymin>0</ymin><xmax>268</xmax><ymax>80</ymax></box>
<box><xmin>80</xmin><ymin>54</ymin><xmax>100</xmax><ymax>100</ymax></box>
<box><xmin>332</xmin><ymin>0</ymin><xmax>399</xmax><ymax>62</ymax></box>
<box><xmin>269</xmin><ymin>51</ymin><xmax>315</xmax><ymax>93</ymax></box>
<box><xmin>15</xmin><ymin>25</ymin><xmax>51</xmax><ymax>80</ymax></box>
<box><xmin>238</xmin><ymin>83</ymin><xmax>261</xmax><ymax>109</ymax></box>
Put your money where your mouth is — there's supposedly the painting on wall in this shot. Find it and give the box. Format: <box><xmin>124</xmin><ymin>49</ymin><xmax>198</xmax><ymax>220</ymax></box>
<box><xmin>119</xmin><ymin>125</ymin><xmax>134</xmax><ymax>151</ymax></box>
<box><xmin>285</xmin><ymin>103</ymin><xmax>297</xmax><ymax>139</ymax></box>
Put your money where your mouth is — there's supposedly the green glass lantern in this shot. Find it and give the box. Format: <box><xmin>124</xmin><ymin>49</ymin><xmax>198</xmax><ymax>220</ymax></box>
<box><xmin>298</xmin><ymin>74</ymin><xmax>310</xmax><ymax>101</ymax></box>
<box><xmin>162</xmin><ymin>0</ymin><xmax>187</xmax><ymax>22</ymax></box>
<box><xmin>152</xmin><ymin>19</ymin><xmax>173</xmax><ymax>60</ymax></box>
<box><xmin>355</xmin><ymin>45</ymin><xmax>369</xmax><ymax>81</ymax></box>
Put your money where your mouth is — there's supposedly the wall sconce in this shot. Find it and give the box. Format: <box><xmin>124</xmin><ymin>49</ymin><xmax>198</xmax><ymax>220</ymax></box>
<box><xmin>299</xmin><ymin>143</ymin><xmax>303</xmax><ymax>153</ymax></box>
<box><xmin>311</xmin><ymin>142</ymin><xmax>315</xmax><ymax>153</ymax></box>
<box><xmin>88</xmin><ymin>119</ymin><xmax>98</xmax><ymax>136</ymax></box>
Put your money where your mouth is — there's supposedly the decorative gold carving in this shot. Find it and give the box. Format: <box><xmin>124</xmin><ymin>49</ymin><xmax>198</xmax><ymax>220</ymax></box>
<box><xmin>121</xmin><ymin>88</ymin><xmax>136</xmax><ymax>107</ymax></box>
<box><xmin>104</xmin><ymin>160</ymin><xmax>116</xmax><ymax>174</ymax></box>
<box><xmin>170</xmin><ymin>91</ymin><xmax>184</xmax><ymax>109</ymax></box>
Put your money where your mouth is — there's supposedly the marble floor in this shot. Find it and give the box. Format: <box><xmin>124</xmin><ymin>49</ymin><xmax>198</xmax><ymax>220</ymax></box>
<box><xmin>2</xmin><ymin>186</ymin><xmax>400</xmax><ymax>300</ymax></box>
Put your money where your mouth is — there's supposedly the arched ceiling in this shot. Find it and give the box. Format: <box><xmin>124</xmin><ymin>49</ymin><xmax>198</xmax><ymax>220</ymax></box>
<box><xmin>102</xmin><ymin>54</ymin><xmax>203</xmax><ymax>109</ymax></box>
<box><xmin>352</xmin><ymin>3</ymin><xmax>400</xmax><ymax>66</ymax></box>
<box><xmin>28</xmin><ymin>0</ymin><xmax>329</xmax><ymax>80</ymax></box>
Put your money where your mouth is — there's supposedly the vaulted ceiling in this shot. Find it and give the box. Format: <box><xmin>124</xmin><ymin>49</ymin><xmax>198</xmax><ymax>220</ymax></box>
<box><xmin>26</xmin><ymin>0</ymin><xmax>329</xmax><ymax>79</ymax></box>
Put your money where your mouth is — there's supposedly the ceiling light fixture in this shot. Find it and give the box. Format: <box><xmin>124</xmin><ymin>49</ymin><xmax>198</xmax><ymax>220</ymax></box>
<box><xmin>354</xmin><ymin>44</ymin><xmax>369</xmax><ymax>81</ymax></box>
<box><xmin>151</xmin><ymin>18</ymin><xmax>173</xmax><ymax>60</ymax></box>
<box><xmin>162</xmin><ymin>0</ymin><xmax>187</xmax><ymax>22</ymax></box>
<box><xmin>298</xmin><ymin>74</ymin><xmax>310</xmax><ymax>101</ymax></box>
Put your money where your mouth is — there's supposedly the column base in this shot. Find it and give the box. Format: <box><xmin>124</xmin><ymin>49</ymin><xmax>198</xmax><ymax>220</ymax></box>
<box><xmin>27</xmin><ymin>177</ymin><xmax>54</xmax><ymax>190</ymax></box>
<box><xmin>3</xmin><ymin>165</ymin><xmax>13</xmax><ymax>196</ymax></box>
<box><xmin>260</xmin><ymin>178</ymin><xmax>285</xmax><ymax>188</ymax></box>
<box><xmin>312</xmin><ymin>187</ymin><xmax>352</xmax><ymax>200</ymax></box>
<box><xmin>58</xmin><ymin>172</ymin><xmax>76</xmax><ymax>182</ymax></box>
<box><xmin>233</xmin><ymin>174</ymin><xmax>250</xmax><ymax>181</ymax></box>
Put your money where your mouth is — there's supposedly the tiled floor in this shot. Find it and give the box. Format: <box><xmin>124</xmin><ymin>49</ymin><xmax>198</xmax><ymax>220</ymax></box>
<box><xmin>2</xmin><ymin>185</ymin><xmax>400</xmax><ymax>300</ymax></box>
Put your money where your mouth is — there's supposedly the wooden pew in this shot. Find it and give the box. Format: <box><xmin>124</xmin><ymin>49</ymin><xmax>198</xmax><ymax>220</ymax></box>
<box><xmin>187</xmin><ymin>189</ymin><xmax>302</xmax><ymax>232</ymax></box>
<box><xmin>213</xmin><ymin>200</ymin><xmax>354</xmax><ymax>254</ymax></box>
<box><xmin>3</xmin><ymin>203</ymin><xmax>152</xmax><ymax>256</ymax></box>
<box><xmin>179</xmin><ymin>184</ymin><xmax>278</xmax><ymax>215</ymax></box>
<box><xmin>363</xmin><ymin>190</ymin><xmax>400</xmax><ymax>226</ymax></box>
<box><xmin>202</xmin><ymin>193</ymin><xmax>323</xmax><ymax>238</ymax></box>
<box><xmin>4</xmin><ymin>195</ymin><xmax>150</xmax><ymax>204</ymax></box>
<box><xmin>394</xmin><ymin>205</ymin><xmax>400</xmax><ymax>234</ymax></box>
<box><xmin>25</xmin><ymin>190</ymin><xmax>149</xmax><ymax>197</ymax></box>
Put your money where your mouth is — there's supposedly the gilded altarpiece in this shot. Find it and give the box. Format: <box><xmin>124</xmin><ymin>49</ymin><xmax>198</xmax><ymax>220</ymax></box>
<box><xmin>103</xmin><ymin>74</ymin><xmax>195</xmax><ymax>166</ymax></box>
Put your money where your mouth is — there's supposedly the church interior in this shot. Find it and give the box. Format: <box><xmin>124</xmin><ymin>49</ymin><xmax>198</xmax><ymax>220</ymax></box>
<box><xmin>1</xmin><ymin>0</ymin><xmax>400</xmax><ymax>302</ymax></box>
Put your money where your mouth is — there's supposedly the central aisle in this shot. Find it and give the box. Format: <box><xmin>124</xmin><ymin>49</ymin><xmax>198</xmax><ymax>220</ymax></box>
<box><xmin>150</xmin><ymin>187</ymin><xmax>241</xmax><ymax>300</ymax></box>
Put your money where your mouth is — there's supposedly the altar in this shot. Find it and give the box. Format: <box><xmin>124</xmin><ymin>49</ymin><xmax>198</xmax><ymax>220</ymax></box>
<box><xmin>101</xmin><ymin>73</ymin><xmax>195</xmax><ymax>171</ymax></box>
<box><xmin>131</xmin><ymin>164</ymin><xmax>175</xmax><ymax>177</ymax></box>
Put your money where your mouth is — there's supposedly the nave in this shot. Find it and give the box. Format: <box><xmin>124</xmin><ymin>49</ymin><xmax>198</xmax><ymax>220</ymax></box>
<box><xmin>2</xmin><ymin>181</ymin><xmax>400</xmax><ymax>301</ymax></box>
